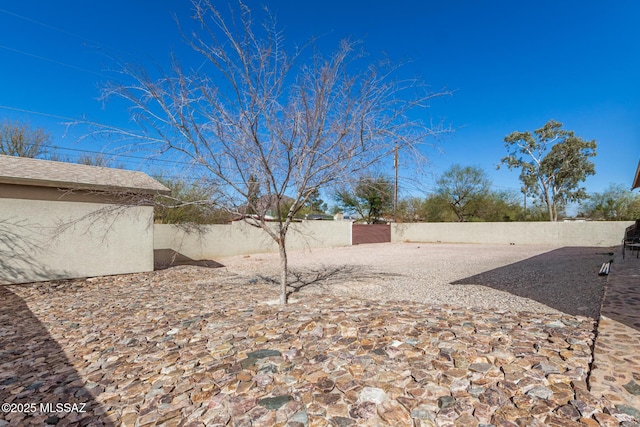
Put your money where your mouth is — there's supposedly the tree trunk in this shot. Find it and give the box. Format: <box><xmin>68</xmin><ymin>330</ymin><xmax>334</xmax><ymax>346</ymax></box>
<box><xmin>278</xmin><ymin>238</ymin><xmax>288</xmax><ymax>305</ymax></box>
<box><xmin>543</xmin><ymin>191</ymin><xmax>555</xmax><ymax>222</ymax></box>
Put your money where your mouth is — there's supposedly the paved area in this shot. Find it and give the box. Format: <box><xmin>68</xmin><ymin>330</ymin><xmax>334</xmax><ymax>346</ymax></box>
<box><xmin>0</xmin><ymin>243</ymin><xmax>638</xmax><ymax>426</ymax></box>
<box><xmin>590</xmin><ymin>248</ymin><xmax>640</xmax><ymax>417</ymax></box>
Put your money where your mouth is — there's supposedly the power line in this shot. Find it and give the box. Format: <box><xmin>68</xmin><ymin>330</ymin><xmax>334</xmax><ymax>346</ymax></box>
<box><xmin>0</xmin><ymin>105</ymin><xmax>79</xmax><ymax>122</ymax></box>
<box><xmin>0</xmin><ymin>8</ymin><xmax>96</xmax><ymax>44</ymax></box>
<box><xmin>44</xmin><ymin>144</ymin><xmax>198</xmax><ymax>166</ymax></box>
<box><xmin>0</xmin><ymin>44</ymin><xmax>113</xmax><ymax>80</ymax></box>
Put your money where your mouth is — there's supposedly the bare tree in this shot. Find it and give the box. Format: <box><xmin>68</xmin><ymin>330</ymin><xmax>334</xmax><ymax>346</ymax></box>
<box><xmin>0</xmin><ymin>119</ymin><xmax>51</xmax><ymax>158</ymax></box>
<box><xmin>98</xmin><ymin>1</ymin><xmax>449</xmax><ymax>304</ymax></box>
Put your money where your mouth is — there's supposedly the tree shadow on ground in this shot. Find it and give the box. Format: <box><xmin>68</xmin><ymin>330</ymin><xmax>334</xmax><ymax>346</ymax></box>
<box><xmin>0</xmin><ymin>286</ymin><xmax>114</xmax><ymax>426</ymax></box>
<box><xmin>257</xmin><ymin>264</ymin><xmax>403</xmax><ymax>295</ymax></box>
<box><xmin>450</xmin><ymin>246</ymin><xmax>612</xmax><ymax>319</ymax></box>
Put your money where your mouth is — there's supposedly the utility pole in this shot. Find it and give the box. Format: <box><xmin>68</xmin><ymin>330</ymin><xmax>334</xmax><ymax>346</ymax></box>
<box><xmin>394</xmin><ymin>142</ymin><xmax>399</xmax><ymax>221</ymax></box>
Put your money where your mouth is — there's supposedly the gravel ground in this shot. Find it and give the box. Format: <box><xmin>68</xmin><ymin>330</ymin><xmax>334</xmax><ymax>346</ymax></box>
<box><xmin>217</xmin><ymin>242</ymin><xmax>614</xmax><ymax>319</ymax></box>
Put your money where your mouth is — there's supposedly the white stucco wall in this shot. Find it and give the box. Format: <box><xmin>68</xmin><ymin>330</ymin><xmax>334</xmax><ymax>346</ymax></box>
<box><xmin>392</xmin><ymin>221</ymin><xmax>632</xmax><ymax>247</ymax></box>
<box><xmin>0</xmin><ymin>196</ymin><xmax>154</xmax><ymax>284</ymax></box>
<box><xmin>154</xmin><ymin>220</ymin><xmax>352</xmax><ymax>261</ymax></box>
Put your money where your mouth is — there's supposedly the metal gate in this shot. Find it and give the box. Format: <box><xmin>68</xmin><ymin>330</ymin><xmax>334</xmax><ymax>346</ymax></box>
<box><xmin>352</xmin><ymin>224</ymin><xmax>391</xmax><ymax>245</ymax></box>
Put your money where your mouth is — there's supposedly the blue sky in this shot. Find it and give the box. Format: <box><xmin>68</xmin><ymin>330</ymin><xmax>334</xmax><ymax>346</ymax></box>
<box><xmin>1</xmin><ymin>1</ymin><xmax>639</xmax><ymax>206</ymax></box>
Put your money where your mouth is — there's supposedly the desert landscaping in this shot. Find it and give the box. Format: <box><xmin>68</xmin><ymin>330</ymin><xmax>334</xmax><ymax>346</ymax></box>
<box><xmin>3</xmin><ymin>243</ymin><xmax>639</xmax><ymax>426</ymax></box>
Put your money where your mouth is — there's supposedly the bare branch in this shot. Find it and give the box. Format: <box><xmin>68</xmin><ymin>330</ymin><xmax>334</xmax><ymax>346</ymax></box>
<box><xmin>79</xmin><ymin>0</ymin><xmax>451</xmax><ymax>303</ymax></box>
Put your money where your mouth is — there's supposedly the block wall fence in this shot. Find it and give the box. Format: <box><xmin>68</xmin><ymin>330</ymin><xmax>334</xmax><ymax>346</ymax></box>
<box><xmin>154</xmin><ymin>221</ymin><xmax>631</xmax><ymax>263</ymax></box>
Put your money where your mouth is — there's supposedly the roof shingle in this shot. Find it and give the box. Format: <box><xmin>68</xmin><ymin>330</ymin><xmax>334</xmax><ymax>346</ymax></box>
<box><xmin>0</xmin><ymin>155</ymin><xmax>170</xmax><ymax>195</ymax></box>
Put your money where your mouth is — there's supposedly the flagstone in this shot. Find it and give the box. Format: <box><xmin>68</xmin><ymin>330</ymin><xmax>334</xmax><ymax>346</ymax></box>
<box><xmin>0</xmin><ymin>266</ymin><xmax>634</xmax><ymax>426</ymax></box>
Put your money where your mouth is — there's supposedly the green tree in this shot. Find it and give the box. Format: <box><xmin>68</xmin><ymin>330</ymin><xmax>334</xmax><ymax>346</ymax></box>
<box><xmin>245</xmin><ymin>174</ymin><xmax>261</xmax><ymax>216</ymax></box>
<box><xmin>501</xmin><ymin>120</ymin><xmax>596</xmax><ymax>221</ymax></box>
<box><xmin>305</xmin><ymin>189</ymin><xmax>328</xmax><ymax>214</ymax></box>
<box><xmin>0</xmin><ymin>119</ymin><xmax>50</xmax><ymax>158</ymax></box>
<box><xmin>476</xmin><ymin>190</ymin><xmax>522</xmax><ymax>222</ymax></box>
<box><xmin>423</xmin><ymin>194</ymin><xmax>457</xmax><ymax>222</ymax></box>
<box><xmin>436</xmin><ymin>164</ymin><xmax>492</xmax><ymax>222</ymax></box>
<box><xmin>396</xmin><ymin>197</ymin><xmax>429</xmax><ymax>222</ymax></box>
<box><xmin>335</xmin><ymin>175</ymin><xmax>394</xmax><ymax>224</ymax></box>
<box><xmin>582</xmin><ymin>183</ymin><xmax>640</xmax><ymax>220</ymax></box>
<box><xmin>154</xmin><ymin>176</ymin><xmax>230</xmax><ymax>224</ymax></box>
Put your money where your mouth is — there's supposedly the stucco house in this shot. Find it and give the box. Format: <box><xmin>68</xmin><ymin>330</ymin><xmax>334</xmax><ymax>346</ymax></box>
<box><xmin>0</xmin><ymin>155</ymin><xmax>170</xmax><ymax>284</ymax></box>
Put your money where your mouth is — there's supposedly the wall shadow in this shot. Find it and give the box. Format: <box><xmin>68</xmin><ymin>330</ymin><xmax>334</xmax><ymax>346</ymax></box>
<box><xmin>450</xmin><ymin>247</ymin><xmax>613</xmax><ymax>319</ymax></box>
<box><xmin>153</xmin><ymin>249</ymin><xmax>224</xmax><ymax>270</ymax></box>
<box><xmin>0</xmin><ymin>286</ymin><xmax>114</xmax><ymax>426</ymax></box>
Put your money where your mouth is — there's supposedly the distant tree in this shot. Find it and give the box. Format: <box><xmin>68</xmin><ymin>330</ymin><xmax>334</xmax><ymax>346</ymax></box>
<box><xmin>305</xmin><ymin>189</ymin><xmax>328</xmax><ymax>214</ymax></box>
<box><xmin>76</xmin><ymin>153</ymin><xmax>116</xmax><ymax>167</ymax></box>
<box><xmin>436</xmin><ymin>164</ymin><xmax>492</xmax><ymax>221</ymax></box>
<box><xmin>154</xmin><ymin>176</ymin><xmax>230</xmax><ymax>224</ymax></box>
<box><xmin>98</xmin><ymin>1</ymin><xmax>448</xmax><ymax>304</ymax></box>
<box><xmin>335</xmin><ymin>175</ymin><xmax>394</xmax><ymax>224</ymax></box>
<box><xmin>501</xmin><ymin>120</ymin><xmax>596</xmax><ymax>221</ymax></box>
<box><xmin>476</xmin><ymin>190</ymin><xmax>522</xmax><ymax>222</ymax></box>
<box><xmin>48</xmin><ymin>151</ymin><xmax>124</xmax><ymax>168</ymax></box>
<box><xmin>396</xmin><ymin>197</ymin><xmax>429</xmax><ymax>222</ymax></box>
<box><xmin>423</xmin><ymin>194</ymin><xmax>457</xmax><ymax>222</ymax></box>
<box><xmin>526</xmin><ymin>199</ymin><xmax>565</xmax><ymax>221</ymax></box>
<box><xmin>0</xmin><ymin>119</ymin><xmax>50</xmax><ymax>158</ymax></box>
<box><xmin>582</xmin><ymin>184</ymin><xmax>640</xmax><ymax>220</ymax></box>
<box><xmin>245</xmin><ymin>174</ymin><xmax>261</xmax><ymax>216</ymax></box>
<box><xmin>422</xmin><ymin>190</ymin><xmax>522</xmax><ymax>222</ymax></box>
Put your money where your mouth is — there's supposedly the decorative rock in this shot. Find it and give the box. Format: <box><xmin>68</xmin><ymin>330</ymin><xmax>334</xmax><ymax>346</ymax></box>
<box><xmin>315</xmin><ymin>377</ymin><xmax>335</xmax><ymax>393</ymax></box>
<box><xmin>594</xmin><ymin>412</ymin><xmax>622</xmax><ymax>427</ymax></box>
<box><xmin>314</xmin><ymin>393</ymin><xmax>341</xmax><ymax>406</ymax></box>
<box><xmin>450</xmin><ymin>378</ymin><xmax>470</xmax><ymax>395</ymax></box>
<box><xmin>0</xmin><ymin>265</ymin><xmax>625</xmax><ymax>427</ymax></box>
<box><xmin>258</xmin><ymin>395</ymin><xmax>293</xmax><ymax>410</ymax></box>
<box><xmin>470</xmin><ymin>363</ymin><xmax>494</xmax><ymax>373</ymax></box>
<box><xmin>555</xmin><ymin>404</ymin><xmax>581</xmax><ymax>420</ymax></box>
<box><xmin>247</xmin><ymin>349</ymin><xmax>282</xmax><ymax>359</ymax></box>
<box><xmin>616</xmin><ymin>404</ymin><xmax>640</xmax><ymax>421</ymax></box>
<box><xmin>480</xmin><ymin>386</ymin><xmax>509</xmax><ymax>407</ymax></box>
<box><xmin>290</xmin><ymin>409</ymin><xmax>309</xmax><ymax>425</ymax></box>
<box><xmin>378</xmin><ymin>400</ymin><xmax>412</xmax><ymax>424</ymax></box>
<box><xmin>570</xmin><ymin>399</ymin><xmax>597</xmax><ymax>418</ymax></box>
<box><xmin>623</xmin><ymin>381</ymin><xmax>640</xmax><ymax>396</ymax></box>
<box><xmin>438</xmin><ymin>395</ymin><xmax>456</xmax><ymax>409</ymax></box>
<box><xmin>578</xmin><ymin>418</ymin><xmax>601</xmax><ymax>427</ymax></box>
<box><xmin>542</xmin><ymin>415</ymin><xmax>583</xmax><ymax>426</ymax></box>
<box><xmin>358</xmin><ymin>387</ymin><xmax>388</xmax><ymax>404</ymax></box>
<box><xmin>349</xmin><ymin>401</ymin><xmax>377</xmax><ymax>419</ymax></box>
<box><xmin>527</xmin><ymin>386</ymin><xmax>554</xmax><ymax>400</ymax></box>
<box><xmin>253</xmin><ymin>373</ymin><xmax>273</xmax><ymax>387</ymax></box>
<box><xmin>410</xmin><ymin>406</ymin><xmax>437</xmax><ymax>420</ymax></box>
<box><xmin>329</xmin><ymin>416</ymin><xmax>355</xmax><ymax>427</ymax></box>
<box><xmin>533</xmin><ymin>362</ymin><xmax>561</xmax><ymax>376</ymax></box>
<box><xmin>455</xmin><ymin>412</ymin><xmax>479</xmax><ymax>427</ymax></box>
